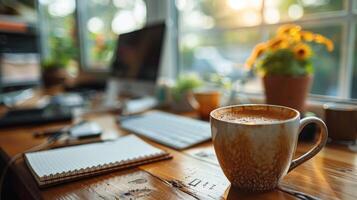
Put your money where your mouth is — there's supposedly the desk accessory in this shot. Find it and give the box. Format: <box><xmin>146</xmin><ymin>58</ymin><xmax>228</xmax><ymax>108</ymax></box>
<box><xmin>68</xmin><ymin>121</ymin><xmax>102</xmax><ymax>139</ymax></box>
<box><xmin>25</xmin><ymin>134</ymin><xmax>171</xmax><ymax>187</ymax></box>
<box><xmin>324</xmin><ymin>103</ymin><xmax>357</xmax><ymax>142</ymax></box>
<box><xmin>33</xmin><ymin>121</ymin><xmax>86</xmax><ymax>138</ymax></box>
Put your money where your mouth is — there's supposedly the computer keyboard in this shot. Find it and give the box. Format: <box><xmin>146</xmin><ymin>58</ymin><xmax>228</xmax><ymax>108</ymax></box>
<box><xmin>120</xmin><ymin>111</ymin><xmax>211</xmax><ymax>150</ymax></box>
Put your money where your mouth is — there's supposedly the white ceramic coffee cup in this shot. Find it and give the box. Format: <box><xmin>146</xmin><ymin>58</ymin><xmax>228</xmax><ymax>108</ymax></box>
<box><xmin>210</xmin><ymin>104</ymin><xmax>328</xmax><ymax>192</ymax></box>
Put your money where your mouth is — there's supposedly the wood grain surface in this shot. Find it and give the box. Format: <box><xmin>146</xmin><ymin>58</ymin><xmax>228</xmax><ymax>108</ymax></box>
<box><xmin>1</xmin><ymin>94</ymin><xmax>357</xmax><ymax>199</ymax></box>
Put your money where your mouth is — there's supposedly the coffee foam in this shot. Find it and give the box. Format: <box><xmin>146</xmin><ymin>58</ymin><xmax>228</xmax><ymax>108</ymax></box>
<box><xmin>220</xmin><ymin>115</ymin><xmax>282</xmax><ymax>124</ymax></box>
<box><xmin>215</xmin><ymin>106</ymin><xmax>296</xmax><ymax>125</ymax></box>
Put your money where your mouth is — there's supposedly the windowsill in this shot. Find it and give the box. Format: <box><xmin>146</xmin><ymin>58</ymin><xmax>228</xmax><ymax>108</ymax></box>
<box><xmin>233</xmin><ymin>92</ymin><xmax>357</xmax><ymax>119</ymax></box>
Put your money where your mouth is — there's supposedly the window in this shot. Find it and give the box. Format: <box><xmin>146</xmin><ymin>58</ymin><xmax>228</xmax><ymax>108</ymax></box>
<box><xmin>38</xmin><ymin>0</ymin><xmax>78</xmax><ymax>71</ymax></box>
<box><xmin>264</xmin><ymin>0</ymin><xmax>344</xmax><ymax>22</ymax></box>
<box><xmin>38</xmin><ymin>0</ymin><xmax>147</xmax><ymax>72</ymax></box>
<box><xmin>178</xmin><ymin>0</ymin><xmax>357</xmax><ymax>100</ymax></box>
<box><xmin>77</xmin><ymin>0</ymin><xmax>147</xmax><ymax>70</ymax></box>
<box><xmin>302</xmin><ymin>24</ymin><xmax>341</xmax><ymax>96</ymax></box>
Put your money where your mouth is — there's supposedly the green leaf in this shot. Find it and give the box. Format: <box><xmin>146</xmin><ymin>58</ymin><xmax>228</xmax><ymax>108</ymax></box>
<box><xmin>172</xmin><ymin>74</ymin><xmax>203</xmax><ymax>101</ymax></box>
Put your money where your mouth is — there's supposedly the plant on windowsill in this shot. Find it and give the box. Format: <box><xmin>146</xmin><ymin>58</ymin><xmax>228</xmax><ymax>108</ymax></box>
<box><xmin>42</xmin><ymin>35</ymin><xmax>78</xmax><ymax>87</ymax></box>
<box><xmin>245</xmin><ymin>24</ymin><xmax>334</xmax><ymax>113</ymax></box>
<box><xmin>171</xmin><ymin>74</ymin><xmax>203</xmax><ymax>112</ymax></box>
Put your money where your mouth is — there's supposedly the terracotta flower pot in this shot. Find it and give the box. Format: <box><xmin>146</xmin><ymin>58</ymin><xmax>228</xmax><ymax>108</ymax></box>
<box><xmin>42</xmin><ymin>68</ymin><xmax>68</xmax><ymax>87</ymax></box>
<box><xmin>170</xmin><ymin>92</ymin><xmax>196</xmax><ymax>112</ymax></box>
<box><xmin>263</xmin><ymin>75</ymin><xmax>312</xmax><ymax>113</ymax></box>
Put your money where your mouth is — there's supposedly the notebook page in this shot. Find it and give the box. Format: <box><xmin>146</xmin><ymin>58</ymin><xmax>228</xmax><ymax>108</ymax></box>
<box><xmin>25</xmin><ymin>135</ymin><xmax>164</xmax><ymax>178</ymax></box>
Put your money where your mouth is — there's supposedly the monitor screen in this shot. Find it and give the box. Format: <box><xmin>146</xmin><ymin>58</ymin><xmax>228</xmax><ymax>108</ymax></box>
<box><xmin>0</xmin><ymin>53</ymin><xmax>41</xmax><ymax>88</ymax></box>
<box><xmin>0</xmin><ymin>31</ymin><xmax>41</xmax><ymax>90</ymax></box>
<box><xmin>110</xmin><ymin>23</ymin><xmax>165</xmax><ymax>82</ymax></box>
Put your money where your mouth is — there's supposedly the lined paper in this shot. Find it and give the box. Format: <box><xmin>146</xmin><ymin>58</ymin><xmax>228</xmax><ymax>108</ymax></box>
<box><xmin>25</xmin><ymin>135</ymin><xmax>165</xmax><ymax>179</ymax></box>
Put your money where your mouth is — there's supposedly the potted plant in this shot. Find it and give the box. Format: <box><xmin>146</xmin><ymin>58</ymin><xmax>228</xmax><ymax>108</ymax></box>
<box><xmin>42</xmin><ymin>60</ymin><xmax>70</xmax><ymax>87</ymax></box>
<box><xmin>171</xmin><ymin>74</ymin><xmax>203</xmax><ymax>112</ymax></box>
<box><xmin>245</xmin><ymin>24</ymin><xmax>334</xmax><ymax>113</ymax></box>
<box><xmin>42</xmin><ymin>35</ymin><xmax>78</xmax><ymax>87</ymax></box>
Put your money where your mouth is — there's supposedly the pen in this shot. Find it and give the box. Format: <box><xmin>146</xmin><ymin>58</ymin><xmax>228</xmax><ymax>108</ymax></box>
<box><xmin>33</xmin><ymin>120</ymin><xmax>87</xmax><ymax>138</ymax></box>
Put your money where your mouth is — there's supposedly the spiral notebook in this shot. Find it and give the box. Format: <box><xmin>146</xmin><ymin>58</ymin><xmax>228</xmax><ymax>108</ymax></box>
<box><xmin>24</xmin><ymin>135</ymin><xmax>171</xmax><ymax>187</ymax></box>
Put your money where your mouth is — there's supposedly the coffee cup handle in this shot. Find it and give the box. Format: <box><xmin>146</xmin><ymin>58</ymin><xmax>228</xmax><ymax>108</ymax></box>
<box><xmin>288</xmin><ymin>116</ymin><xmax>328</xmax><ymax>172</ymax></box>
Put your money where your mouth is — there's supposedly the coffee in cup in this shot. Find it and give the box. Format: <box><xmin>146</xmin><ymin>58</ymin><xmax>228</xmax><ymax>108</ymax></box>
<box><xmin>210</xmin><ymin>104</ymin><xmax>328</xmax><ymax>192</ymax></box>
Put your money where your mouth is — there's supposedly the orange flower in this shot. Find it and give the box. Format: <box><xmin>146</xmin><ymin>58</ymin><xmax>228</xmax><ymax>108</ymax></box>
<box><xmin>245</xmin><ymin>42</ymin><xmax>267</xmax><ymax>69</ymax></box>
<box><xmin>95</xmin><ymin>34</ymin><xmax>106</xmax><ymax>50</ymax></box>
<box><xmin>266</xmin><ymin>35</ymin><xmax>293</xmax><ymax>50</ymax></box>
<box><xmin>293</xmin><ymin>43</ymin><xmax>312</xmax><ymax>60</ymax></box>
<box><xmin>267</xmin><ymin>38</ymin><xmax>283</xmax><ymax>50</ymax></box>
<box><xmin>291</xmin><ymin>33</ymin><xmax>302</xmax><ymax>42</ymax></box>
<box><xmin>277</xmin><ymin>24</ymin><xmax>302</xmax><ymax>36</ymax></box>
<box><xmin>254</xmin><ymin>42</ymin><xmax>267</xmax><ymax>57</ymax></box>
<box><xmin>313</xmin><ymin>34</ymin><xmax>334</xmax><ymax>51</ymax></box>
<box><xmin>279</xmin><ymin>41</ymin><xmax>289</xmax><ymax>49</ymax></box>
<box><xmin>314</xmin><ymin>34</ymin><xmax>326</xmax><ymax>44</ymax></box>
<box><xmin>325</xmin><ymin>39</ymin><xmax>334</xmax><ymax>51</ymax></box>
<box><xmin>301</xmin><ymin>31</ymin><xmax>314</xmax><ymax>42</ymax></box>
<box><xmin>244</xmin><ymin>57</ymin><xmax>256</xmax><ymax>69</ymax></box>
<box><xmin>245</xmin><ymin>23</ymin><xmax>334</xmax><ymax>68</ymax></box>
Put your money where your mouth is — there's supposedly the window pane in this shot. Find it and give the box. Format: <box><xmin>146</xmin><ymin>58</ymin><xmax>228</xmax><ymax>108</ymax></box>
<box><xmin>180</xmin><ymin>24</ymin><xmax>342</xmax><ymax>96</ymax></box>
<box><xmin>307</xmin><ymin>25</ymin><xmax>341</xmax><ymax>96</ymax></box>
<box><xmin>38</xmin><ymin>0</ymin><xmax>78</xmax><ymax>69</ymax></box>
<box><xmin>80</xmin><ymin>0</ymin><xmax>146</xmax><ymax>70</ymax></box>
<box><xmin>264</xmin><ymin>0</ymin><xmax>345</xmax><ymax>24</ymax></box>
<box><xmin>179</xmin><ymin>28</ymin><xmax>263</xmax><ymax>93</ymax></box>
<box><xmin>352</xmin><ymin>24</ymin><xmax>357</xmax><ymax>99</ymax></box>
<box><xmin>178</xmin><ymin>0</ymin><xmax>263</xmax><ymax>31</ymax></box>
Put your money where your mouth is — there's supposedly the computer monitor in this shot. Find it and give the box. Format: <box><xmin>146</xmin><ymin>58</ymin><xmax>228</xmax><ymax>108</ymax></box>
<box><xmin>0</xmin><ymin>53</ymin><xmax>41</xmax><ymax>87</ymax></box>
<box><xmin>0</xmin><ymin>31</ymin><xmax>41</xmax><ymax>92</ymax></box>
<box><xmin>106</xmin><ymin>23</ymin><xmax>165</xmax><ymax>104</ymax></box>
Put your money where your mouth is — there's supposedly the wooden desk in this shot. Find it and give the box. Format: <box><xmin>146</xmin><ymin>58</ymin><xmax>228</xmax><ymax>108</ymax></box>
<box><xmin>1</xmin><ymin>108</ymin><xmax>357</xmax><ymax>199</ymax></box>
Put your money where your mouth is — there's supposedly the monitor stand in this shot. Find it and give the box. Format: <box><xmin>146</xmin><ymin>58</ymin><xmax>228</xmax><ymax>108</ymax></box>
<box><xmin>103</xmin><ymin>78</ymin><xmax>158</xmax><ymax>113</ymax></box>
<box><xmin>104</xmin><ymin>79</ymin><xmax>121</xmax><ymax>108</ymax></box>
